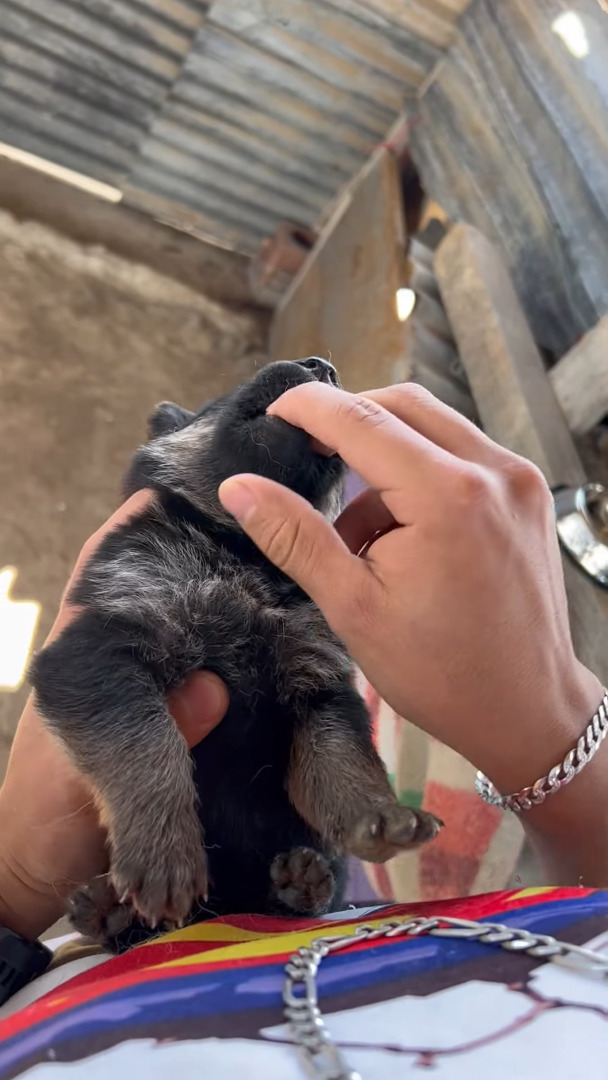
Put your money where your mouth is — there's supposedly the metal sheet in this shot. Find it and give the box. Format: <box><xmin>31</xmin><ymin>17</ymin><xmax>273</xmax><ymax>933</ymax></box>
<box><xmin>0</xmin><ymin>0</ymin><xmax>209</xmax><ymax>185</ymax></box>
<box><xmin>0</xmin><ymin>0</ymin><xmax>472</xmax><ymax>250</ymax></box>
<box><xmin>409</xmin><ymin>0</ymin><xmax>608</xmax><ymax>357</ymax></box>
<box><xmin>319</xmin><ymin>0</ymin><xmax>462</xmax><ymax>50</ymax></box>
<box><xmin>125</xmin><ymin>0</ymin><xmax>461</xmax><ymax>249</ymax></box>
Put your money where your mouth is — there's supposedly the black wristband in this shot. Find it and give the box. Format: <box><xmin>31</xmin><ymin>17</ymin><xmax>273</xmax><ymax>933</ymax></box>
<box><xmin>0</xmin><ymin>926</ymin><xmax>52</xmax><ymax>1006</ymax></box>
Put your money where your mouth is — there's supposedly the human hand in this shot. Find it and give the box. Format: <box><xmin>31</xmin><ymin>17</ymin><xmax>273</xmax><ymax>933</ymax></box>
<box><xmin>219</xmin><ymin>383</ymin><xmax>603</xmax><ymax>798</ymax></box>
<box><xmin>0</xmin><ymin>491</ymin><xmax>228</xmax><ymax>939</ymax></box>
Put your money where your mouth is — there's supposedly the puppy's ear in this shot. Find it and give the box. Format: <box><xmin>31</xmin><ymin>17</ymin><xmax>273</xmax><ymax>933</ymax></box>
<box><xmin>148</xmin><ymin>402</ymin><xmax>195</xmax><ymax>439</ymax></box>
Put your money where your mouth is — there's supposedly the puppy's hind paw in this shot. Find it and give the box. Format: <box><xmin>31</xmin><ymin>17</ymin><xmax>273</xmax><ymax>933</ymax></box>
<box><xmin>345</xmin><ymin>804</ymin><xmax>442</xmax><ymax>863</ymax></box>
<box><xmin>271</xmin><ymin>847</ymin><xmax>336</xmax><ymax>916</ymax></box>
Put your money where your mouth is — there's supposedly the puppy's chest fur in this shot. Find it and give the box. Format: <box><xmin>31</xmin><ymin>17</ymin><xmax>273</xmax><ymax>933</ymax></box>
<box><xmin>73</xmin><ymin>499</ymin><xmax>350</xmax><ymax>707</ymax></box>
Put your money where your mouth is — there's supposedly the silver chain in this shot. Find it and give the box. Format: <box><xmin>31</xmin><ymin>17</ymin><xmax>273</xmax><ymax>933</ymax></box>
<box><xmin>476</xmin><ymin>690</ymin><xmax>608</xmax><ymax>812</ymax></box>
<box><xmin>283</xmin><ymin>914</ymin><xmax>608</xmax><ymax>1080</ymax></box>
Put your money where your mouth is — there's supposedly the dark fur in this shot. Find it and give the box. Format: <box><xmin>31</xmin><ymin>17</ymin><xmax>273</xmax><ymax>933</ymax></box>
<box><xmin>30</xmin><ymin>359</ymin><xmax>440</xmax><ymax>951</ymax></box>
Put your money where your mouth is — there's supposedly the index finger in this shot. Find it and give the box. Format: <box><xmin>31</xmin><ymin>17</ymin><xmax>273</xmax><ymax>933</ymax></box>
<box><xmin>267</xmin><ymin>383</ymin><xmax>456</xmax><ymax>515</ymax></box>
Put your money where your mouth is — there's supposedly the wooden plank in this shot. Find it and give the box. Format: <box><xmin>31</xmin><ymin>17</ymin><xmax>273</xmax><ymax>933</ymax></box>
<box><xmin>550</xmin><ymin>316</ymin><xmax>608</xmax><ymax>437</ymax></box>
<box><xmin>0</xmin><ymin>155</ymin><xmax>261</xmax><ymax>308</ymax></box>
<box><xmin>121</xmin><ymin>185</ymin><xmax>260</xmax><ymax>253</ymax></box>
<box><xmin>270</xmin><ymin>148</ymin><xmax>407</xmax><ymax>392</ymax></box>
<box><xmin>435</xmin><ymin>224</ymin><xmax>608</xmax><ymax>684</ymax></box>
<box><xmin>435</xmin><ymin>224</ymin><xmax>583</xmax><ymax>485</ymax></box>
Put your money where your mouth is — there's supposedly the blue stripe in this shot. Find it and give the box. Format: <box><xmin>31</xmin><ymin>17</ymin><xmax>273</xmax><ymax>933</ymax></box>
<box><xmin>1</xmin><ymin>893</ymin><xmax>607</xmax><ymax>1076</ymax></box>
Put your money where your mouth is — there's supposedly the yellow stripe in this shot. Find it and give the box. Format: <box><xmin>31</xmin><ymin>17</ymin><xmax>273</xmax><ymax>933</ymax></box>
<box><xmin>153</xmin><ymin>914</ymin><xmax>401</xmax><ymax>971</ymax></box>
<box><xmin>151</xmin><ymin>891</ymin><xmax>563</xmax><ymax>970</ymax></box>
<box><xmin>143</xmin><ymin>923</ymin><xmax>277</xmax><ymax>947</ymax></box>
<box><xmin>508</xmin><ymin>887</ymin><xmax>556</xmax><ymax>902</ymax></box>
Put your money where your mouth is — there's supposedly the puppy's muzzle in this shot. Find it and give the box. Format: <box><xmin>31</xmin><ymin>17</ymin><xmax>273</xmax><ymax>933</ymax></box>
<box><xmin>295</xmin><ymin>357</ymin><xmax>340</xmax><ymax>387</ymax></box>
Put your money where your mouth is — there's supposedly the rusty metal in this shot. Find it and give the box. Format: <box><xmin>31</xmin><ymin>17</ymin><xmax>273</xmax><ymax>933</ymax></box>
<box><xmin>248</xmin><ymin>220</ymin><xmax>316</xmax><ymax>302</ymax></box>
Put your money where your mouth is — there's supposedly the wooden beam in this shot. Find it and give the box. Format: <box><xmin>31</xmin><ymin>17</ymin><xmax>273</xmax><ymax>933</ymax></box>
<box><xmin>0</xmin><ymin>155</ymin><xmax>262</xmax><ymax>311</ymax></box>
<box><xmin>550</xmin><ymin>316</ymin><xmax>608</xmax><ymax>436</ymax></box>
<box><xmin>435</xmin><ymin>223</ymin><xmax>608</xmax><ymax>684</ymax></box>
<box><xmin>270</xmin><ymin>148</ymin><xmax>407</xmax><ymax>392</ymax></box>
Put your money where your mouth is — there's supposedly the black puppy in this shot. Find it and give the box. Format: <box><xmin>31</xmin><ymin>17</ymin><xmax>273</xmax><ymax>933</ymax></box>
<box><xmin>31</xmin><ymin>360</ymin><xmax>440</xmax><ymax>950</ymax></box>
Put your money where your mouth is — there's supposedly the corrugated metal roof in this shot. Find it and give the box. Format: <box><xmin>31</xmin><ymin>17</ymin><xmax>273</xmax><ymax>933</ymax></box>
<box><xmin>408</xmin><ymin>0</ymin><xmax>608</xmax><ymax>357</ymax></box>
<box><xmin>0</xmin><ymin>0</ymin><xmax>472</xmax><ymax>250</ymax></box>
<box><xmin>0</xmin><ymin>0</ymin><xmax>210</xmax><ymax>185</ymax></box>
<box><xmin>123</xmin><ymin>0</ymin><xmax>470</xmax><ymax>250</ymax></box>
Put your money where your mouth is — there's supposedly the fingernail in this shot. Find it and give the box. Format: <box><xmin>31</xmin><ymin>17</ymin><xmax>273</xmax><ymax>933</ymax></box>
<box><xmin>219</xmin><ymin>479</ymin><xmax>257</xmax><ymax>523</ymax></box>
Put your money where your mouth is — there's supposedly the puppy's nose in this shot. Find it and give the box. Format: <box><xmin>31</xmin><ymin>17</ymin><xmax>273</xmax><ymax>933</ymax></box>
<box><xmin>296</xmin><ymin>356</ymin><xmax>339</xmax><ymax>386</ymax></box>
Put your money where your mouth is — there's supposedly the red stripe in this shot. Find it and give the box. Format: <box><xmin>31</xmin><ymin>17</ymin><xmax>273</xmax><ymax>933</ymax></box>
<box><xmin>0</xmin><ymin>889</ymin><xmax>587</xmax><ymax>1043</ymax></box>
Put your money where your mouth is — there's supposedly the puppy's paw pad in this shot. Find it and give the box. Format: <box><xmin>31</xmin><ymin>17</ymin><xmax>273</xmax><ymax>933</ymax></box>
<box><xmin>346</xmin><ymin>805</ymin><xmax>442</xmax><ymax>862</ymax></box>
<box><xmin>67</xmin><ymin>877</ymin><xmax>135</xmax><ymax>947</ymax></box>
<box><xmin>271</xmin><ymin>848</ymin><xmax>335</xmax><ymax>915</ymax></box>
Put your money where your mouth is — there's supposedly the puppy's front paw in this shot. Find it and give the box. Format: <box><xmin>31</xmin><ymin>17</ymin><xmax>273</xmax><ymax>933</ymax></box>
<box><xmin>110</xmin><ymin>813</ymin><xmax>207</xmax><ymax>928</ymax></box>
<box><xmin>271</xmin><ymin>847</ymin><xmax>335</xmax><ymax>915</ymax></box>
<box><xmin>67</xmin><ymin>876</ymin><xmax>135</xmax><ymax>948</ymax></box>
<box><xmin>345</xmin><ymin>804</ymin><xmax>442</xmax><ymax>863</ymax></box>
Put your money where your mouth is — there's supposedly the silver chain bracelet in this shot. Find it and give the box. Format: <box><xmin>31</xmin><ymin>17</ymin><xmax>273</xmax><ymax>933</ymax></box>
<box><xmin>283</xmin><ymin>914</ymin><xmax>608</xmax><ymax>1080</ymax></box>
<box><xmin>476</xmin><ymin>690</ymin><xmax>608</xmax><ymax>812</ymax></box>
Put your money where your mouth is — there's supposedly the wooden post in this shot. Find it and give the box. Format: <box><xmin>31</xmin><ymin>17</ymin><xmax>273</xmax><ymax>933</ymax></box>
<box><xmin>435</xmin><ymin>224</ymin><xmax>608</xmax><ymax>684</ymax></box>
<box><xmin>550</xmin><ymin>316</ymin><xmax>608</xmax><ymax>437</ymax></box>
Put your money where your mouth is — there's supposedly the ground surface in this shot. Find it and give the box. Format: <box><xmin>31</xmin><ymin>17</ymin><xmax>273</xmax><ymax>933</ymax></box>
<box><xmin>0</xmin><ymin>209</ymin><xmax>265</xmax><ymax>774</ymax></box>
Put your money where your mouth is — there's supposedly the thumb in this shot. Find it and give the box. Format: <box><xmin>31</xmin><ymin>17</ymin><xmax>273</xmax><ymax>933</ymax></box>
<box><xmin>168</xmin><ymin>671</ymin><xmax>229</xmax><ymax>748</ymax></box>
<box><xmin>219</xmin><ymin>474</ymin><xmax>364</xmax><ymax>615</ymax></box>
